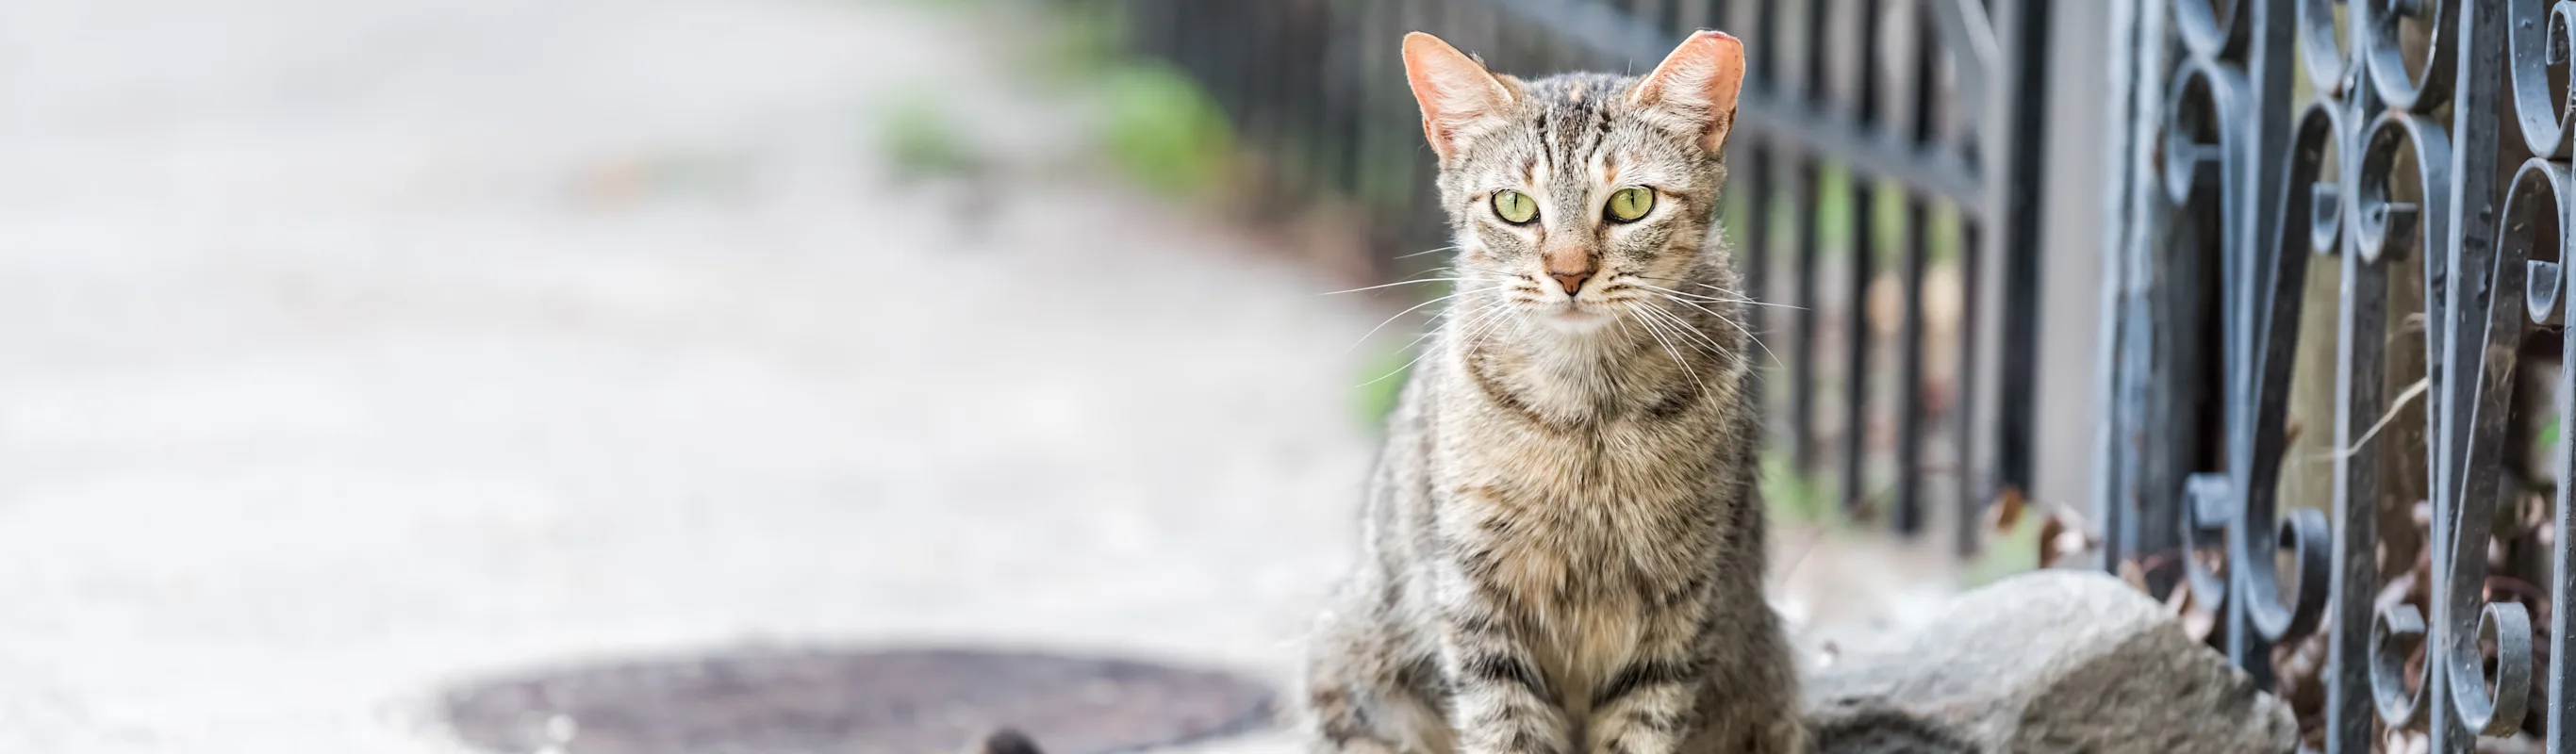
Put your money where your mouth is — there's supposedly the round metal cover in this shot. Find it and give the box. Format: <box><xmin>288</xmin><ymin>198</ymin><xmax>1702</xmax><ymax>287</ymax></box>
<box><xmin>442</xmin><ymin>647</ymin><xmax>1278</xmax><ymax>754</ymax></box>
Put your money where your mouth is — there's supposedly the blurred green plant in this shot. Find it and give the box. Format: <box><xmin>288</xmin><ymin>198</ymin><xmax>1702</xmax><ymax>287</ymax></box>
<box><xmin>1037</xmin><ymin>0</ymin><xmax>1129</xmax><ymax>79</ymax></box>
<box><xmin>1760</xmin><ymin>454</ymin><xmax>1836</xmax><ymax>526</ymax></box>
<box><xmin>875</xmin><ymin>92</ymin><xmax>981</xmax><ymax>179</ymax></box>
<box><xmin>1928</xmin><ymin>200</ymin><xmax>1964</xmax><ymax>264</ymax></box>
<box><xmin>1814</xmin><ymin>166</ymin><xmax>1854</xmax><ymax>256</ymax></box>
<box><xmin>1959</xmin><ymin>508</ymin><xmax>2040</xmax><ymax>587</ymax></box>
<box><xmin>1355</xmin><ymin>344</ymin><xmax>1415</xmax><ymax>427</ymax></box>
<box><xmin>1730</xmin><ymin>165</ymin><xmax>1965</xmax><ymax>267</ymax></box>
<box><xmin>1098</xmin><ymin>59</ymin><xmax>1234</xmax><ymax>196</ymax></box>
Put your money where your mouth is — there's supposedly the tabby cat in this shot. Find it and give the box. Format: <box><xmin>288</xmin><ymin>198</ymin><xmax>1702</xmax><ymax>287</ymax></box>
<box><xmin>1298</xmin><ymin>30</ymin><xmax>1802</xmax><ymax>754</ymax></box>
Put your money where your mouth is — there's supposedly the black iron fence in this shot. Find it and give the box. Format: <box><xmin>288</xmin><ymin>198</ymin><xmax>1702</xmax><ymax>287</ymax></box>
<box><xmin>2099</xmin><ymin>0</ymin><xmax>2576</xmax><ymax>749</ymax></box>
<box><xmin>1127</xmin><ymin>0</ymin><xmax>2055</xmax><ymax>551</ymax></box>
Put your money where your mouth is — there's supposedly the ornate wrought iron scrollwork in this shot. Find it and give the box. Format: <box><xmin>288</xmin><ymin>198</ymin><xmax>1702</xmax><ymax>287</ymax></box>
<box><xmin>2160</xmin><ymin>0</ymin><xmax>2337</xmax><ymax>688</ymax></box>
<box><xmin>2121</xmin><ymin>0</ymin><xmax>2565</xmax><ymax>749</ymax></box>
<box><xmin>2373</xmin><ymin>600</ymin><xmax>2431</xmax><ymax>730</ymax></box>
<box><xmin>2361</xmin><ymin>0</ymin><xmax>2456</xmax><ymax>111</ymax></box>
<box><xmin>2506</xmin><ymin>1</ymin><xmax>2576</xmax><ymax>159</ymax></box>
<box><xmin>2428</xmin><ymin>156</ymin><xmax>2534</xmax><ymax>735</ymax></box>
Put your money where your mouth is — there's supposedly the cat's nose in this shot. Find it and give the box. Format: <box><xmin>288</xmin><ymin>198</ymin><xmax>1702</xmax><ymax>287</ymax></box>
<box><xmin>1547</xmin><ymin>270</ymin><xmax>1593</xmax><ymax>295</ymax></box>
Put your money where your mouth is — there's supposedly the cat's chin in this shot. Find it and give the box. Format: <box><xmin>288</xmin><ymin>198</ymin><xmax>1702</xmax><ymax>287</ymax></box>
<box><xmin>1530</xmin><ymin>305</ymin><xmax>1616</xmax><ymax>336</ymax></box>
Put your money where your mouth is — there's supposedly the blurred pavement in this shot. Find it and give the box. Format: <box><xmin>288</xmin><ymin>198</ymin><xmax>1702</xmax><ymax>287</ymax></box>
<box><xmin>0</xmin><ymin>1</ymin><xmax>1383</xmax><ymax>751</ymax></box>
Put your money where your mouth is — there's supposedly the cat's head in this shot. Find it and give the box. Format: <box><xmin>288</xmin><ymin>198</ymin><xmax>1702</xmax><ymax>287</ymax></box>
<box><xmin>1403</xmin><ymin>30</ymin><xmax>1745</xmax><ymax>336</ymax></box>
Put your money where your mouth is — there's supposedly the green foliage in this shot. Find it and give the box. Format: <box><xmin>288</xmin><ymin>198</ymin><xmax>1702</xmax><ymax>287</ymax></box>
<box><xmin>1354</xmin><ymin>345</ymin><xmax>1414</xmax><ymax>428</ymax></box>
<box><xmin>1720</xmin><ymin>182</ymin><xmax>1755</xmax><ymax>250</ymax></box>
<box><xmin>1870</xmin><ymin>176</ymin><xmax>1907</xmax><ymax>259</ymax></box>
<box><xmin>1037</xmin><ymin>0</ymin><xmax>1129</xmax><ymax>79</ymax></box>
<box><xmin>1959</xmin><ymin>510</ymin><xmax>2040</xmax><ymax>587</ymax></box>
<box><xmin>1752</xmin><ymin>165</ymin><xmax>1963</xmax><ymax>266</ymax></box>
<box><xmin>875</xmin><ymin>92</ymin><xmax>980</xmax><ymax>179</ymax></box>
<box><xmin>1098</xmin><ymin>59</ymin><xmax>1234</xmax><ymax>196</ymax></box>
<box><xmin>1927</xmin><ymin>200</ymin><xmax>1965</xmax><ymax>264</ymax></box>
<box><xmin>1813</xmin><ymin>165</ymin><xmax>1854</xmax><ymax>257</ymax></box>
<box><xmin>1760</xmin><ymin>454</ymin><xmax>1835</xmax><ymax>526</ymax></box>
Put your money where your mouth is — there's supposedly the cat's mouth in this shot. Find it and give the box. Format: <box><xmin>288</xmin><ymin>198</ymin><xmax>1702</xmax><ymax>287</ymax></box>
<box><xmin>1534</xmin><ymin>301</ymin><xmax>1613</xmax><ymax>332</ymax></box>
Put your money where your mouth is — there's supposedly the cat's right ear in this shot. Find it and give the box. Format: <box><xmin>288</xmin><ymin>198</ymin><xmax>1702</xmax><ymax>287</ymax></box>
<box><xmin>1402</xmin><ymin>32</ymin><xmax>1516</xmax><ymax>162</ymax></box>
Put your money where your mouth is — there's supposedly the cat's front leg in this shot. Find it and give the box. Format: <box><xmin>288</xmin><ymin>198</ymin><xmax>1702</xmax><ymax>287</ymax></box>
<box><xmin>1581</xmin><ymin>630</ymin><xmax>1707</xmax><ymax>754</ymax></box>
<box><xmin>1590</xmin><ymin>599</ymin><xmax>1805</xmax><ymax>754</ymax></box>
<box><xmin>1435</xmin><ymin>595</ymin><xmax>1570</xmax><ymax>754</ymax></box>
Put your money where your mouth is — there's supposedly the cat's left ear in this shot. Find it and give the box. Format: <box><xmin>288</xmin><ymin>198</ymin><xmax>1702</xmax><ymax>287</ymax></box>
<box><xmin>1630</xmin><ymin>30</ymin><xmax>1747</xmax><ymax>155</ymax></box>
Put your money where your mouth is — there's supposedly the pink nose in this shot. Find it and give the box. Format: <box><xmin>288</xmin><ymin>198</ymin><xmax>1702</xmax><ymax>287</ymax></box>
<box><xmin>1548</xmin><ymin>270</ymin><xmax>1592</xmax><ymax>295</ymax></box>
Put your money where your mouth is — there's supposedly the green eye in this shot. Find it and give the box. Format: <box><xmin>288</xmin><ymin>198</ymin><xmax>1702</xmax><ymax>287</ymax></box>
<box><xmin>1606</xmin><ymin>187</ymin><xmax>1655</xmax><ymax>222</ymax></box>
<box><xmin>1491</xmin><ymin>190</ymin><xmax>1539</xmax><ymax>224</ymax></box>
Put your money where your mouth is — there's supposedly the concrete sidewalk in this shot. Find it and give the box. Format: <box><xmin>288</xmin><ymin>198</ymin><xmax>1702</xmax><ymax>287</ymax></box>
<box><xmin>0</xmin><ymin>1</ymin><xmax>1384</xmax><ymax>750</ymax></box>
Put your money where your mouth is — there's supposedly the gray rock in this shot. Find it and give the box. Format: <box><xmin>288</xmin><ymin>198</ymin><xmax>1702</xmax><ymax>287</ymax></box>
<box><xmin>1803</xmin><ymin>570</ymin><xmax>2298</xmax><ymax>754</ymax></box>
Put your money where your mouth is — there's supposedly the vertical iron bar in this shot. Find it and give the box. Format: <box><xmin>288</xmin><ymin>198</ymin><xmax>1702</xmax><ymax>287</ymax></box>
<box><xmin>1953</xmin><ymin>218</ymin><xmax>1985</xmax><ymax>552</ymax></box>
<box><xmin>1738</xmin><ymin>146</ymin><xmax>1774</xmax><ymax>411</ymax></box>
<box><xmin>1841</xmin><ymin>176</ymin><xmax>1876</xmax><ymax>516</ymax></box>
<box><xmin>2323</xmin><ymin>8</ymin><xmax>2385</xmax><ymax>750</ymax></box>
<box><xmin>2217</xmin><ymin>0</ymin><xmax>2295</xmax><ymax>691</ymax></box>
<box><xmin>2096</xmin><ymin>0</ymin><xmax>2165</xmax><ymax>583</ymax></box>
<box><xmin>2432</xmin><ymin>2</ymin><xmax>2508</xmax><ymax>748</ymax></box>
<box><xmin>1790</xmin><ymin>0</ymin><xmax>1831</xmax><ymax>473</ymax></box>
<box><xmin>1892</xmin><ymin>0</ymin><xmax>1940</xmax><ymax>537</ymax></box>
<box><xmin>1724</xmin><ymin>0</ymin><xmax>1771</xmax><ymax>420</ymax></box>
<box><xmin>1988</xmin><ymin>0</ymin><xmax>2049</xmax><ymax>544</ymax></box>
<box><xmin>1792</xmin><ymin>158</ymin><xmax>1825</xmax><ymax>472</ymax></box>
<box><xmin>2326</xmin><ymin>226</ymin><xmax>2388</xmax><ymax>754</ymax></box>
<box><xmin>1841</xmin><ymin>0</ymin><xmax>1884</xmax><ymax>516</ymax></box>
<box><xmin>2551</xmin><ymin>268</ymin><xmax>2576</xmax><ymax>753</ymax></box>
<box><xmin>2114</xmin><ymin>0</ymin><xmax>2190</xmax><ymax>600</ymax></box>
<box><xmin>1733</xmin><ymin>0</ymin><xmax>1777</xmax><ymax>435</ymax></box>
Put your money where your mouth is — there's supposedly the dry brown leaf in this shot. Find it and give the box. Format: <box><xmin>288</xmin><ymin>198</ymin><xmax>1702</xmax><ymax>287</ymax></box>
<box><xmin>2271</xmin><ymin>614</ymin><xmax>2330</xmax><ymax>752</ymax></box>
<box><xmin>2179</xmin><ymin>603</ymin><xmax>2218</xmax><ymax>644</ymax></box>
<box><xmin>2162</xmin><ymin>580</ymin><xmax>2220</xmax><ymax>643</ymax></box>
<box><xmin>2038</xmin><ymin>514</ymin><xmax>2068</xmax><ymax>569</ymax></box>
<box><xmin>2034</xmin><ymin>500</ymin><xmax>2103</xmax><ymax>569</ymax></box>
<box><xmin>2117</xmin><ymin>558</ymin><xmax>2150</xmax><ymax>592</ymax></box>
<box><xmin>2388</xmin><ymin>729</ymin><xmax>2427</xmax><ymax>754</ymax></box>
<box><xmin>1987</xmin><ymin>485</ymin><xmax>2027</xmax><ymax>533</ymax></box>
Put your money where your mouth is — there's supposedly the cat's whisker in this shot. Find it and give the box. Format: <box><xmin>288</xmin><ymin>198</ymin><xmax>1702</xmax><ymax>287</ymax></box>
<box><xmin>1320</xmin><ymin>275</ymin><xmax>1480</xmax><ymax>296</ymax></box>
<box><xmin>1635</xmin><ymin>305</ymin><xmax>1737</xmax><ymax>397</ymax></box>
<box><xmin>1642</xmin><ymin>287</ymin><xmax>1800</xmax><ymax>311</ymax></box>
<box><xmin>1628</xmin><ymin>303</ymin><xmax>1709</xmax><ymax>396</ymax></box>
<box><xmin>1394</xmin><ymin>245</ymin><xmax>1464</xmax><ymax>259</ymax></box>
<box><xmin>1354</xmin><ymin>299</ymin><xmax>1515</xmax><ymax>388</ymax></box>
<box><xmin>1638</xmin><ymin>301</ymin><xmax>1730</xmax><ymax>359</ymax></box>
<box><xmin>1641</xmin><ymin>290</ymin><xmax>1740</xmax><ymax>335</ymax></box>
<box><xmin>1622</xmin><ymin>302</ymin><xmax>1689</xmax><ymax>370</ymax></box>
<box><xmin>1628</xmin><ymin>277</ymin><xmax>1805</xmax><ymax>310</ymax></box>
<box><xmin>1346</xmin><ymin>285</ymin><xmax>1513</xmax><ymax>353</ymax></box>
<box><xmin>1394</xmin><ymin>297</ymin><xmax>1511</xmax><ymax>356</ymax></box>
<box><xmin>1627</xmin><ymin>283</ymin><xmax>1737</xmax><ymax>303</ymax></box>
<box><xmin>1355</xmin><ymin>351</ymin><xmax>1430</xmax><ymax>389</ymax></box>
<box><xmin>1454</xmin><ymin>299</ymin><xmax>1523</xmax><ymax>366</ymax></box>
<box><xmin>1654</xmin><ymin>292</ymin><xmax>1784</xmax><ymax>369</ymax></box>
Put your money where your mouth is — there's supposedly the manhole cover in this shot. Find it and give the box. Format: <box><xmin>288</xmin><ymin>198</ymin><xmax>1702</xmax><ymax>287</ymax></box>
<box><xmin>442</xmin><ymin>647</ymin><xmax>1278</xmax><ymax>754</ymax></box>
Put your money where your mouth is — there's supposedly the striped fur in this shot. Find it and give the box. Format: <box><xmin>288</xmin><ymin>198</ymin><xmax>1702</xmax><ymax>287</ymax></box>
<box><xmin>1299</xmin><ymin>32</ymin><xmax>1802</xmax><ymax>754</ymax></box>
